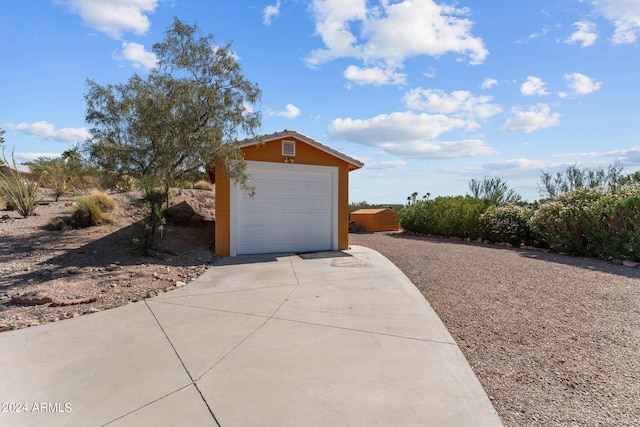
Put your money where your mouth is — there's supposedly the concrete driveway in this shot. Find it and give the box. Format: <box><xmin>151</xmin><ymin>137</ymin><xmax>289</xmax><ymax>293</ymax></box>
<box><xmin>0</xmin><ymin>245</ymin><xmax>502</xmax><ymax>426</ymax></box>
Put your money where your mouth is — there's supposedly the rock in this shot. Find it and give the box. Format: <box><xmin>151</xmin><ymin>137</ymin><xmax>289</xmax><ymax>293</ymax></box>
<box><xmin>87</xmin><ymin>307</ymin><xmax>101</xmax><ymax>313</ymax></box>
<box><xmin>11</xmin><ymin>294</ymin><xmax>54</xmax><ymax>305</ymax></box>
<box><xmin>611</xmin><ymin>259</ymin><xmax>623</xmax><ymax>265</ymax></box>
<box><xmin>165</xmin><ymin>201</ymin><xmax>206</xmax><ymax>226</ymax></box>
<box><xmin>0</xmin><ymin>323</ymin><xmax>9</xmax><ymax>332</ymax></box>
<box><xmin>50</xmin><ymin>295</ymin><xmax>99</xmax><ymax>307</ymax></box>
<box><xmin>175</xmin><ymin>281</ymin><xmax>187</xmax><ymax>288</ymax></box>
<box><xmin>71</xmin><ymin>208</ymin><xmax>92</xmax><ymax>228</ymax></box>
<box><xmin>622</xmin><ymin>260</ymin><xmax>640</xmax><ymax>268</ymax></box>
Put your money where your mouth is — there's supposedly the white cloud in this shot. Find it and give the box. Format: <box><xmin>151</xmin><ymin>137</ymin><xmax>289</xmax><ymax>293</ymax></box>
<box><xmin>380</xmin><ymin>139</ymin><xmax>497</xmax><ymax>159</ymax></box>
<box><xmin>563</xmin><ymin>72</ymin><xmax>602</xmax><ymax>95</ymax></box>
<box><xmin>404</xmin><ymin>88</ymin><xmax>502</xmax><ymax>119</ymax></box>
<box><xmin>550</xmin><ymin>146</ymin><xmax>640</xmax><ymax>165</ymax></box>
<box><xmin>5</xmin><ymin>121</ymin><xmax>90</xmax><ymax>144</ymax></box>
<box><xmin>593</xmin><ymin>0</ymin><xmax>640</xmax><ymax>43</ymax></box>
<box><xmin>500</xmin><ymin>104</ymin><xmax>561</xmax><ymax>133</ymax></box>
<box><xmin>482</xmin><ymin>158</ymin><xmax>548</xmax><ymax>173</ymax></box>
<box><xmin>566</xmin><ymin>21</ymin><xmax>598</xmax><ymax>47</ymax></box>
<box><xmin>423</xmin><ymin>67</ymin><xmax>437</xmax><ymax>78</ymax></box>
<box><xmin>365</xmin><ymin>160</ymin><xmax>407</xmax><ymax>169</ymax></box>
<box><xmin>306</xmin><ymin>0</ymin><xmax>367</xmax><ymax>67</ymax></box>
<box><xmin>119</xmin><ymin>42</ymin><xmax>157</xmax><ymax>69</ymax></box>
<box><xmin>520</xmin><ymin>76</ymin><xmax>549</xmax><ymax>96</ymax></box>
<box><xmin>307</xmin><ymin>0</ymin><xmax>487</xmax><ymax>85</ymax></box>
<box><xmin>263</xmin><ymin>0</ymin><xmax>281</xmax><ymax>26</ymax></box>
<box><xmin>328</xmin><ymin>111</ymin><xmax>495</xmax><ymax>159</ymax></box>
<box><xmin>344</xmin><ymin>65</ymin><xmax>406</xmax><ymax>85</ymax></box>
<box><xmin>527</xmin><ymin>26</ymin><xmax>551</xmax><ymax>40</ymax></box>
<box><xmin>329</xmin><ymin>111</ymin><xmax>467</xmax><ymax>142</ymax></box>
<box><xmin>481</xmin><ymin>78</ymin><xmax>498</xmax><ymax>89</ymax></box>
<box><xmin>269</xmin><ymin>104</ymin><xmax>301</xmax><ymax>119</ymax></box>
<box><xmin>56</xmin><ymin>0</ymin><xmax>158</xmax><ymax>39</ymax></box>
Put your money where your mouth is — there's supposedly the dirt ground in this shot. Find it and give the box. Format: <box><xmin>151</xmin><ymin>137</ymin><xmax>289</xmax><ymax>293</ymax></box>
<box><xmin>0</xmin><ymin>189</ymin><xmax>216</xmax><ymax>332</ymax></box>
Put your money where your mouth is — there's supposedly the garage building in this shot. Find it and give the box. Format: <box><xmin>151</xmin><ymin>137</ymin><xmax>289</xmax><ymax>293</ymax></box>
<box><xmin>214</xmin><ymin>130</ymin><xmax>363</xmax><ymax>256</ymax></box>
<box><xmin>350</xmin><ymin>208</ymin><xmax>400</xmax><ymax>232</ymax></box>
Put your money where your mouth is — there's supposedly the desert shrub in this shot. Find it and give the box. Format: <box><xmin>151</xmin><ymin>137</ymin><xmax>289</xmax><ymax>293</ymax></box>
<box><xmin>529</xmin><ymin>187</ymin><xmax>640</xmax><ymax>260</ymax></box>
<box><xmin>399</xmin><ymin>200</ymin><xmax>433</xmax><ymax>233</ymax></box>
<box><xmin>25</xmin><ymin>148</ymin><xmax>98</xmax><ymax>200</ymax></box>
<box><xmin>590</xmin><ymin>186</ymin><xmax>640</xmax><ymax>261</ymax></box>
<box><xmin>0</xmin><ymin>149</ymin><xmax>42</xmax><ymax>217</ymax></box>
<box><xmin>400</xmin><ymin>195</ymin><xmax>490</xmax><ymax>239</ymax></box>
<box><xmin>73</xmin><ymin>196</ymin><xmax>104</xmax><ymax>226</ymax></box>
<box><xmin>87</xmin><ymin>190</ymin><xmax>116</xmax><ymax>211</ymax></box>
<box><xmin>529</xmin><ymin>188</ymin><xmax>603</xmax><ymax>255</ymax></box>
<box><xmin>193</xmin><ymin>179</ymin><xmax>213</xmax><ymax>191</ymax></box>
<box><xmin>480</xmin><ymin>204</ymin><xmax>536</xmax><ymax>246</ymax></box>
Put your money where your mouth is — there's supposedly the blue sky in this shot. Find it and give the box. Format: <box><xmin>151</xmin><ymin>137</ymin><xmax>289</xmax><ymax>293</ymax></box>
<box><xmin>2</xmin><ymin>0</ymin><xmax>640</xmax><ymax>203</ymax></box>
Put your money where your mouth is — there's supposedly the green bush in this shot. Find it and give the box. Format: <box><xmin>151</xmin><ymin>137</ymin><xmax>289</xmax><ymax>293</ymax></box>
<box><xmin>529</xmin><ymin>188</ymin><xmax>603</xmax><ymax>256</ymax></box>
<box><xmin>400</xmin><ymin>196</ymin><xmax>490</xmax><ymax>239</ymax></box>
<box><xmin>479</xmin><ymin>204</ymin><xmax>537</xmax><ymax>246</ymax></box>
<box><xmin>590</xmin><ymin>186</ymin><xmax>640</xmax><ymax>261</ymax></box>
<box><xmin>528</xmin><ymin>187</ymin><xmax>640</xmax><ymax>260</ymax></box>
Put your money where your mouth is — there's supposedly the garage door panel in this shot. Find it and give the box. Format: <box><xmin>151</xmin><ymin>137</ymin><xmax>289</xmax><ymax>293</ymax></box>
<box><xmin>233</xmin><ymin>163</ymin><xmax>337</xmax><ymax>255</ymax></box>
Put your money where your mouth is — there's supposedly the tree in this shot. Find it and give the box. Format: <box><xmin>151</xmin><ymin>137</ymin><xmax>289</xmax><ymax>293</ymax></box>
<box><xmin>24</xmin><ymin>148</ymin><xmax>95</xmax><ymax>201</ymax></box>
<box><xmin>538</xmin><ymin>163</ymin><xmax>623</xmax><ymax>199</ymax></box>
<box><xmin>468</xmin><ymin>176</ymin><xmax>521</xmax><ymax>205</ymax></box>
<box><xmin>84</xmin><ymin>18</ymin><xmax>262</xmax><ymax>254</ymax></box>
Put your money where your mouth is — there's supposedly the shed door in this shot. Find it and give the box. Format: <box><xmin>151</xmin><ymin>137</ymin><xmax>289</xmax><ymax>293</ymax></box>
<box><xmin>231</xmin><ymin>161</ymin><xmax>338</xmax><ymax>255</ymax></box>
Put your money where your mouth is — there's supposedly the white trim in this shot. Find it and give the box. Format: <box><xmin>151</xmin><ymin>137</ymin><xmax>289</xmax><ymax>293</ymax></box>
<box><xmin>230</xmin><ymin>161</ymin><xmax>339</xmax><ymax>256</ymax></box>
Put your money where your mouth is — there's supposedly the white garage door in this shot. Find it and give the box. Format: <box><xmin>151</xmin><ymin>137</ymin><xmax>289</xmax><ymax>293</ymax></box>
<box><xmin>230</xmin><ymin>161</ymin><xmax>339</xmax><ymax>255</ymax></box>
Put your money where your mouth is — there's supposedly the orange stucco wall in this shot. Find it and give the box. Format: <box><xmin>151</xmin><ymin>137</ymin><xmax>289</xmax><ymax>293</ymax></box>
<box><xmin>350</xmin><ymin>209</ymin><xmax>400</xmax><ymax>232</ymax></box>
<box><xmin>214</xmin><ymin>136</ymin><xmax>356</xmax><ymax>256</ymax></box>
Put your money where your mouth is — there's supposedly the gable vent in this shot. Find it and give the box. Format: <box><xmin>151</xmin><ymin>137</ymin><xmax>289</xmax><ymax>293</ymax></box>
<box><xmin>282</xmin><ymin>140</ymin><xmax>296</xmax><ymax>156</ymax></box>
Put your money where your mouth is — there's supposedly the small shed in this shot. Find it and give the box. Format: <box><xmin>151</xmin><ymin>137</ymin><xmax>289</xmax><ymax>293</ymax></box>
<box><xmin>350</xmin><ymin>208</ymin><xmax>399</xmax><ymax>232</ymax></box>
<box><xmin>213</xmin><ymin>130</ymin><xmax>363</xmax><ymax>256</ymax></box>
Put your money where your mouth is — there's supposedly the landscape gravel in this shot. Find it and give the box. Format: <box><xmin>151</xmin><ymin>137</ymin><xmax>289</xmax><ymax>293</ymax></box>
<box><xmin>350</xmin><ymin>232</ymin><xmax>640</xmax><ymax>427</ymax></box>
<box><xmin>0</xmin><ymin>190</ymin><xmax>216</xmax><ymax>332</ymax></box>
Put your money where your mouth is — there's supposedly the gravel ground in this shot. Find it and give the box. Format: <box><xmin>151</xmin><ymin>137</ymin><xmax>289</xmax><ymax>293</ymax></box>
<box><xmin>349</xmin><ymin>232</ymin><xmax>640</xmax><ymax>427</ymax></box>
<box><xmin>0</xmin><ymin>190</ymin><xmax>216</xmax><ymax>332</ymax></box>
